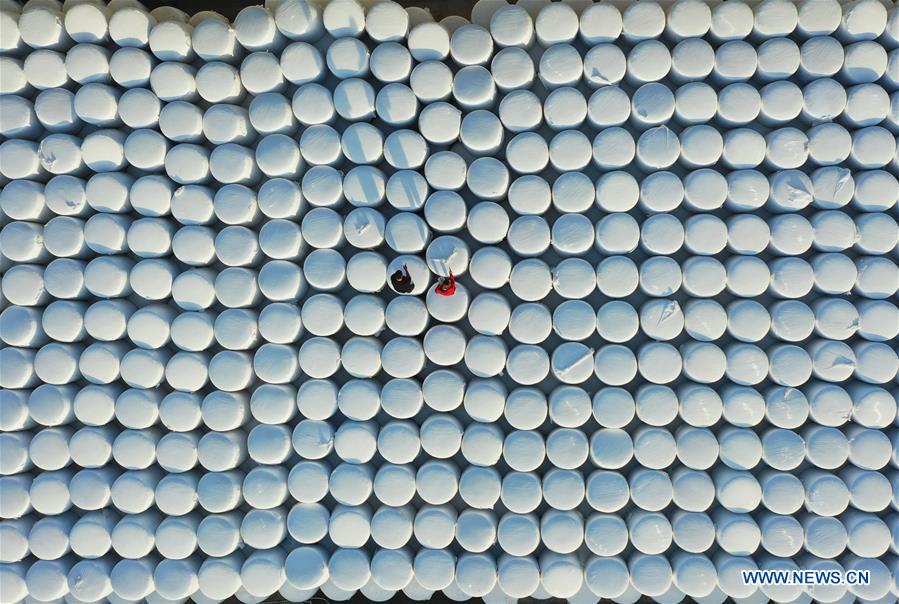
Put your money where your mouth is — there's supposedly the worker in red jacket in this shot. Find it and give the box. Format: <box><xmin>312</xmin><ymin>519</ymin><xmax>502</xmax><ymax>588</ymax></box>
<box><xmin>434</xmin><ymin>272</ymin><xmax>456</xmax><ymax>296</ymax></box>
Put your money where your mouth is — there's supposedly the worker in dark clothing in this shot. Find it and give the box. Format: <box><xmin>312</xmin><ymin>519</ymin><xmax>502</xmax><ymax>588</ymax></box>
<box><xmin>434</xmin><ymin>272</ymin><xmax>456</xmax><ymax>296</ymax></box>
<box><xmin>391</xmin><ymin>263</ymin><xmax>414</xmax><ymax>293</ymax></box>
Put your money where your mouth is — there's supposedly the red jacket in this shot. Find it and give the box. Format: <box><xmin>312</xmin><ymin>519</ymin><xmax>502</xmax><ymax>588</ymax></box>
<box><xmin>434</xmin><ymin>273</ymin><xmax>456</xmax><ymax>296</ymax></box>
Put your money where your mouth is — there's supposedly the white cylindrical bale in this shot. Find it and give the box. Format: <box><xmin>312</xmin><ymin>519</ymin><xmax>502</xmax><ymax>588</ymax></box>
<box><xmin>194</xmin><ymin>62</ymin><xmax>243</xmax><ymax>104</ymax></box>
<box><xmin>507</xmin><ymin>303</ymin><xmax>551</xmax><ymax>346</ymax></box>
<box><xmin>113</xmin><ymin>89</ymin><xmax>159</xmax><ymax>132</ymax></box>
<box><xmin>109</xmin><ymin>468</ymin><xmax>164</xmax><ymax>516</ymax></box>
<box><xmin>668</xmin><ymin>36</ymin><xmax>714</xmax><ymax>84</ymax></box>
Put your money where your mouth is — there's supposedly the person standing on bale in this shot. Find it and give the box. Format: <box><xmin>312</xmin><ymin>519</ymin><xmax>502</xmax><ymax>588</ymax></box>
<box><xmin>391</xmin><ymin>263</ymin><xmax>415</xmax><ymax>293</ymax></box>
<box><xmin>435</xmin><ymin>272</ymin><xmax>456</xmax><ymax>296</ymax></box>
